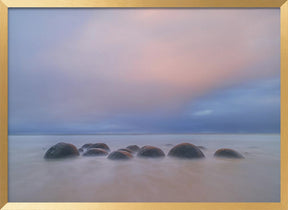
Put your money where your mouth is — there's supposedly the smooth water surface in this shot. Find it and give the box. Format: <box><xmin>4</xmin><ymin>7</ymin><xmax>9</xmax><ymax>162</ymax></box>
<box><xmin>8</xmin><ymin>134</ymin><xmax>280</xmax><ymax>202</ymax></box>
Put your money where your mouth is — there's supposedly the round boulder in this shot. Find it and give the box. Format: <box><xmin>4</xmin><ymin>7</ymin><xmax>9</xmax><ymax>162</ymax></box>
<box><xmin>88</xmin><ymin>143</ymin><xmax>110</xmax><ymax>152</ymax></box>
<box><xmin>214</xmin><ymin>148</ymin><xmax>244</xmax><ymax>159</ymax></box>
<box><xmin>126</xmin><ymin>145</ymin><xmax>140</xmax><ymax>153</ymax></box>
<box><xmin>168</xmin><ymin>143</ymin><xmax>205</xmax><ymax>159</ymax></box>
<box><xmin>118</xmin><ymin>148</ymin><xmax>133</xmax><ymax>154</ymax></box>
<box><xmin>197</xmin><ymin>146</ymin><xmax>207</xmax><ymax>150</ymax></box>
<box><xmin>83</xmin><ymin>148</ymin><xmax>108</xmax><ymax>157</ymax></box>
<box><xmin>78</xmin><ymin>148</ymin><xmax>84</xmax><ymax>153</ymax></box>
<box><xmin>137</xmin><ymin>146</ymin><xmax>165</xmax><ymax>158</ymax></box>
<box><xmin>107</xmin><ymin>151</ymin><xmax>133</xmax><ymax>160</ymax></box>
<box><xmin>44</xmin><ymin>142</ymin><xmax>79</xmax><ymax>159</ymax></box>
<box><xmin>81</xmin><ymin>143</ymin><xmax>93</xmax><ymax>149</ymax></box>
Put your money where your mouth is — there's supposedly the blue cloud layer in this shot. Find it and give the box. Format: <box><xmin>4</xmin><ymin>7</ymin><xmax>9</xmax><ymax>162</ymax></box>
<box><xmin>9</xmin><ymin>77</ymin><xmax>280</xmax><ymax>134</ymax></box>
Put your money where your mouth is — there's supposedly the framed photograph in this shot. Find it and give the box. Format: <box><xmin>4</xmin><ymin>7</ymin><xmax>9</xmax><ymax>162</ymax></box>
<box><xmin>0</xmin><ymin>0</ymin><xmax>287</xmax><ymax>209</ymax></box>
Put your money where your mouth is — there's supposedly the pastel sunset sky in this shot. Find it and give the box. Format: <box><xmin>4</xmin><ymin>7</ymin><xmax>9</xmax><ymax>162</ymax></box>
<box><xmin>8</xmin><ymin>9</ymin><xmax>280</xmax><ymax>134</ymax></box>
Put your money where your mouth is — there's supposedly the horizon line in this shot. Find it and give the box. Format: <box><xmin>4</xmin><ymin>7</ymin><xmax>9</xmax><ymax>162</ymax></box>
<box><xmin>8</xmin><ymin>132</ymin><xmax>280</xmax><ymax>136</ymax></box>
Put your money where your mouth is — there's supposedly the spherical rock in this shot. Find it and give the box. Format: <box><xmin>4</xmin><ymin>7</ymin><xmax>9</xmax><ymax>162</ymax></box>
<box><xmin>126</xmin><ymin>145</ymin><xmax>140</xmax><ymax>152</ymax></box>
<box><xmin>81</xmin><ymin>143</ymin><xmax>93</xmax><ymax>149</ymax></box>
<box><xmin>214</xmin><ymin>148</ymin><xmax>244</xmax><ymax>159</ymax></box>
<box><xmin>44</xmin><ymin>142</ymin><xmax>79</xmax><ymax>159</ymax></box>
<box><xmin>168</xmin><ymin>143</ymin><xmax>205</xmax><ymax>159</ymax></box>
<box><xmin>78</xmin><ymin>148</ymin><xmax>84</xmax><ymax>153</ymax></box>
<box><xmin>107</xmin><ymin>151</ymin><xmax>133</xmax><ymax>160</ymax></box>
<box><xmin>83</xmin><ymin>148</ymin><xmax>108</xmax><ymax>157</ymax></box>
<box><xmin>118</xmin><ymin>148</ymin><xmax>133</xmax><ymax>154</ymax></box>
<box><xmin>88</xmin><ymin>143</ymin><xmax>110</xmax><ymax>152</ymax></box>
<box><xmin>137</xmin><ymin>146</ymin><xmax>165</xmax><ymax>158</ymax></box>
<box><xmin>197</xmin><ymin>146</ymin><xmax>207</xmax><ymax>150</ymax></box>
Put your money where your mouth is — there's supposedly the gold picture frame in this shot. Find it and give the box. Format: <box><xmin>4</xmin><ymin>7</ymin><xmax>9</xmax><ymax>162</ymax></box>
<box><xmin>0</xmin><ymin>0</ymin><xmax>287</xmax><ymax>209</ymax></box>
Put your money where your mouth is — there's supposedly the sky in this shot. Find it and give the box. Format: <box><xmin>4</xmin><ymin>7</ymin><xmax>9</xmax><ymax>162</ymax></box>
<box><xmin>8</xmin><ymin>9</ymin><xmax>280</xmax><ymax>134</ymax></box>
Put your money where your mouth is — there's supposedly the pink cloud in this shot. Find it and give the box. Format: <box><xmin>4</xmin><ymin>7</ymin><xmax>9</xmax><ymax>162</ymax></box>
<box><xmin>39</xmin><ymin>9</ymin><xmax>280</xmax><ymax>120</ymax></box>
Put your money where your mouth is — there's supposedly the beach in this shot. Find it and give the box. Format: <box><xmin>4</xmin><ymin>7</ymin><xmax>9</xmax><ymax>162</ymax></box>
<box><xmin>8</xmin><ymin>134</ymin><xmax>280</xmax><ymax>202</ymax></box>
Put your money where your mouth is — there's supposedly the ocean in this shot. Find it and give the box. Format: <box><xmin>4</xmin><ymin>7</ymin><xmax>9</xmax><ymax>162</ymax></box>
<box><xmin>8</xmin><ymin>134</ymin><xmax>280</xmax><ymax>202</ymax></box>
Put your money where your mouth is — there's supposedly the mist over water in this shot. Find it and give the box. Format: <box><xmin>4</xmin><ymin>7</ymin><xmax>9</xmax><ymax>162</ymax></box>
<box><xmin>8</xmin><ymin>134</ymin><xmax>280</xmax><ymax>202</ymax></box>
